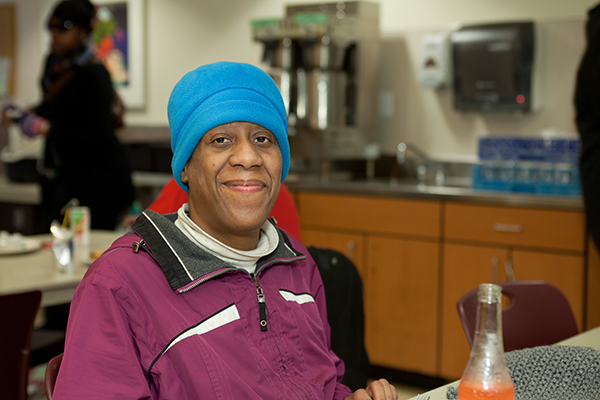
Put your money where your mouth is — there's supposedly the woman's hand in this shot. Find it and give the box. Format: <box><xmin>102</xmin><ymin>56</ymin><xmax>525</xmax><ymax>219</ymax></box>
<box><xmin>345</xmin><ymin>378</ymin><xmax>398</xmax><ymax>400</ymax></box>
<box><xmin>20</xmin><ymin>112</ymin><xmax>50</xmax><ymax>137</ymax></box>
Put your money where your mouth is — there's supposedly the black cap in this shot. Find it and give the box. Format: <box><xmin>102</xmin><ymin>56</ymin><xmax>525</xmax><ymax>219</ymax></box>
<box><xmin>50</xmin><ymin>0</ymin><xmax>96</xmax><ymax>31</ymax></box>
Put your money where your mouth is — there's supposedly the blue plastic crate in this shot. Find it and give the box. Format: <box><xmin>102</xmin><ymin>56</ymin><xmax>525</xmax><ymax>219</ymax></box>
<box><xmin>478</xmin><ymin>137</ymin><xmax>581</xmax><ymax>163</ymax></box>
<box><xmin>471</xmin><ymin>163</ymin><xmax>581</xmax><ymax>196</ymax></box>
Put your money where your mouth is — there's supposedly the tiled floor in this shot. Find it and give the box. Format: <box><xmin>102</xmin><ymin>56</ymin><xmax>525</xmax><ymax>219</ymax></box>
<box><xmin>28</xmin><ymin>364</ymin><xmax>46</xmax><ymax>400</ymax></box>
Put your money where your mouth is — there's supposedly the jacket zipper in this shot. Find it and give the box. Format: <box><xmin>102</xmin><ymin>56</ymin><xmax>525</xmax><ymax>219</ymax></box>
<box><xmin>134</xmin><ymin>235</ymin><xmax>310</xmax><ymax>397</ymax></box>
<box><xmin>250</xmin><ymin>273</ymin><xmax>268</xmax><ymax>332</ymax></box>
<box><xmin>132</xmin><ymin>240</ymin><xmax>143</xmax><ymax>252</ymax></box>
<box><xmin>132</xmin><ymin>239</ymin><xmax>159</xmax><ymax>263</ymax></box>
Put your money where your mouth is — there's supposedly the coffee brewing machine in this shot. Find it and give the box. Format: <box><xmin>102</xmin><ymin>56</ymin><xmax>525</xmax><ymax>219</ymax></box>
<box><xmin>251</xmin><ymin>2</ymin><xmax>380</xmax><ymax>178</ymax></box>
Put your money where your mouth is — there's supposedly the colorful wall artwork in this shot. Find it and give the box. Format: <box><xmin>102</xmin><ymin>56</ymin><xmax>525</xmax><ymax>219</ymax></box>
<box><xmin>93</xmin><ymin>2</ymin><xmax>129</xmax><ymax>87</ymax></box>
<box><xmin>93</xmin><ymin>0</ymin><xmax>144</xmax><ymax>109</ymax></box>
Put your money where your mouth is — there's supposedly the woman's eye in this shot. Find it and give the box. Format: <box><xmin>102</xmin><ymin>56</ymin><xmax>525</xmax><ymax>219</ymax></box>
<box><xmin>214</xmin><ymin>137</ymin><xmax>229</xmax><ymax>144</ymax></box>
<box><xmin>255</xmin><ymin>136</ymin><xmax>271</xmax><ymax>144</ymax></box>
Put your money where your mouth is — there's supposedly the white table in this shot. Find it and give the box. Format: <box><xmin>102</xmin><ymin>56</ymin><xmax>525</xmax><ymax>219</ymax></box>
<box><xmin>0</xmin><ymin>230</ymin><xmax>121</xmax><ymax>306</ymax></box>
<box><xmin>408</xmin><ymin>326</ymin><xmax>600</xmax><ymax>399</ymax></box>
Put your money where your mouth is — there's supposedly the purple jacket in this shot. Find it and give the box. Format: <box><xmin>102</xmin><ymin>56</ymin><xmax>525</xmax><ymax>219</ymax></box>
<box><xmin>53</xmin><ymin>210</ymin><xmax>353</xmax><ymax>399</ymax></box>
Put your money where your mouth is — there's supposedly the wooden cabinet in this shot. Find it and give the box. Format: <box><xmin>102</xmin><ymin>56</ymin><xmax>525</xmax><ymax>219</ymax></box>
<box><xmin>588</xmin><ymin>239</ymin><xmax>600</xmax><ymax>330</ymax></box>
<box><xmin>441</xmin><ymin>202</ymin><xmax>586</xmax><ymax>380</ymax></box>
<box><xmin>293</xmin><ymin>189</ymin><xmax>591</xmax><ymax>380</ymax></box>
<box><xmin>298</xmin><ymin>192</ymin><xmax>441</xmax><ymax>238</ymax></box>
<box><xmin>366</xmin><ymin>235</ymin><xmax>439</xmax><ymax>375</ymax></box>
<box><xmin>297</xmin><ymin>192</ymin><xmax>442</xmax><ymax>375</ymax></box>
<box><xmin>444</xmin><ymin>203</ymin><xmax>585</xmax><ymax>251</ymax></box>
<box><xmin>302</xmin><ymin>228</ymin><xmax>366</xmax><ymax>277</ymax></box>
<box><xmin>441</xmin><ymin>243</ymin><xmax>508</xmax><ymax>378</ymax></box>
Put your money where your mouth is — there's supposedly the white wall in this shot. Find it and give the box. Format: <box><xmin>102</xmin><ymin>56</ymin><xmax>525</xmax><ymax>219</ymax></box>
<box><xmin>378</xmin><ymin>19</ymin><xmax>588</xmax><ymax>160</ymax></box>
<box><xmin>379</xmin><ymin>0</ymin><xmax>595</xmax><ymax>30</ymax></box>
<box><xmin>5</xmin><ymin>0</ymin><xmax>600</xmax><ymax>160</ymax></box>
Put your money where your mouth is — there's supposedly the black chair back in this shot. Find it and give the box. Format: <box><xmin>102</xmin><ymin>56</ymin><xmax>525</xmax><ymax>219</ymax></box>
<box><xmin>308</xmin><ymin>247</ymin><xmax>370</xmax><ymax>391</ymax></box>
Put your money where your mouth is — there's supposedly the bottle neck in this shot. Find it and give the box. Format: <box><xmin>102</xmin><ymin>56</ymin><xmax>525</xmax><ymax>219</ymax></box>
<box><xmin>472</xmin><ymin>292</ymin><xmax>505</xmax><ymax>353</ymax></box>
<box><xmin>459</xmin><ymin>284</ymin><xmax>515</xmax><ymax>398</ymax></box>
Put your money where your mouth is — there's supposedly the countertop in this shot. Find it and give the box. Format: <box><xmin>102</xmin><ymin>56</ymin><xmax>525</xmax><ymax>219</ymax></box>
<box><xmin>0</xmin><ymin>174</ymin><xmax>41</xmax><ymax>204</ymax></box>
<box><xmin>0</xmin><ymin>171</ymin><xmax>584</xmax><ymax>211</ymax></box>
<box><xmin>0</xmin><ymin>171</ymin><xmax>172</xmax><ymax>205</ymax></box>
<box><xmin>286</xmin><ymin>178</ymin><xmax>584</xmax><ymax>211</ymax></box>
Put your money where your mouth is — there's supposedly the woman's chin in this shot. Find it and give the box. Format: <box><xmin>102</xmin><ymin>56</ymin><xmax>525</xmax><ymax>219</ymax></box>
<box><xmin>231</xmin><ymin>219</ymin><xmax>268</xmax><ymax>235</ymax></box>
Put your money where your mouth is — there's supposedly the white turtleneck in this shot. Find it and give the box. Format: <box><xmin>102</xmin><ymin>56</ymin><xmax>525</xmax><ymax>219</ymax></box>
<box><xmin>174</xmin><ymin>204</ymin><xmax>279</xmax><ymax>273</ymax></box>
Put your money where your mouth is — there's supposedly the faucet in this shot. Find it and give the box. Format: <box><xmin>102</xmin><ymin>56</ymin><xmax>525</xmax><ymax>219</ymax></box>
<box><xmin>396</xmin><ymin>142</ymin><xmax>430</xmax><ymax>165</ymax></box>
<box><xmin>391</xmin><ymin>142</ymin><xmax>445</xmax><ymax>185</ymax></box>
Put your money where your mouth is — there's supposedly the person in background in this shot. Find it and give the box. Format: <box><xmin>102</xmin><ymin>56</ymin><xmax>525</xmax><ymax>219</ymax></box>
<box><xmin>146</xmin><ymin>177</ymin><xmax>302</xmax><ymax>240</ymax></box>
<box><xmin>52</xmin><ymin>62</ymin><xmax>396</xmax><ymax>400</ymax></box>
<box><xmin>1</xmin><ymin>0</ymin><xmax>134</xmax><ymax>232</ymax></box>
<box><xmin>575</xmin><ymin>2</ymin><xmax>600</xmax><ymax>252</ymax></box>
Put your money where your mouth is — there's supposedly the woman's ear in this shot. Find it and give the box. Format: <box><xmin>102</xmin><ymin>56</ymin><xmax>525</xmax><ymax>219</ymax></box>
<box><xmin>181</xmin><ymin>166</ymin><xmax>189</xmax><ymax>185</ymax></box>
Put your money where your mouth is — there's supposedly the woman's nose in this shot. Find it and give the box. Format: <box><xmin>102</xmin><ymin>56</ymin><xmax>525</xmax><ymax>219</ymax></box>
<box><xmin>229</xmin><ymin>139</ymin><xmax>262</xmax><ymax>168</ymax></box>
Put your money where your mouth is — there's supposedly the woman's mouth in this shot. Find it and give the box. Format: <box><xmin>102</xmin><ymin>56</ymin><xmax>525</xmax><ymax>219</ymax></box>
<box><xmin>223</xmin><ymin>180</ymin><xmax>266</xmax><ymax>193</ymax></box>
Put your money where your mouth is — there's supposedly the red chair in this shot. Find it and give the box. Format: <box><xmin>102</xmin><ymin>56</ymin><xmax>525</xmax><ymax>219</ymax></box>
<box><xmin>0</xmin><ymin>290</ymin><xmax>42</xmax><ymax>400</ymax></box>
<box><xmin>456</xmin><ymin>280</ymin><xmax>579</xmax><ymax>352</ymax></box>
<box><xmin>45</xmin><ymin>353</ymin><xmax>63</xmax><ymax>400</ymax></box>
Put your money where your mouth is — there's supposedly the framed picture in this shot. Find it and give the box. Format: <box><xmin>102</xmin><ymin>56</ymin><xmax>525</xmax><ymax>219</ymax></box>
<box><xmin>92</xmin><ymin>0</ymin><xmax>145</xmax><ymax>109</ymax></box>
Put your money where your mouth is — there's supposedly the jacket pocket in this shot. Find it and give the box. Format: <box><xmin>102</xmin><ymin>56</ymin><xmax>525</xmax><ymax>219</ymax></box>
<box><xmin>279</xmin><ymin>289</ymin><xmax>315</xmax><ymax>305</ymax></box>
<box><xmin>165</xmin><ymin>303</ymin><xmax>240</xmax><ymax>353</ymax></box>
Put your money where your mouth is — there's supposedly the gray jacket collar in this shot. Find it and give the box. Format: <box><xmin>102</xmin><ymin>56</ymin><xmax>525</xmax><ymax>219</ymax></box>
<box><xmin>131</xmin><ymin>210</ymin><xmax>305</xmax><ymax>293</ymax></box>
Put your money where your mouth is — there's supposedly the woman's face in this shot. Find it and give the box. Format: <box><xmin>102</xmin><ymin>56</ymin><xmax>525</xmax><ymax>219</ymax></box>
<box><xmin>181</xmin><ymin>121</ymin><xmax>282</xmax><ymax>250</ymax></box>
<box><xmin>47</xmin><ymin>17</ymin><xmax>89</xmax><ymax>57</ymax></box>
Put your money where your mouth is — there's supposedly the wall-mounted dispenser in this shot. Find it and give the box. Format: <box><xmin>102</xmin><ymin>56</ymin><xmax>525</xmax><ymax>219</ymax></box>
<box><xmin>251</xmin><ymin>2</ymin><xmax>380</xmax><ymax>165</ymax></box>
<box><xmin>451</xmin><ymin>21</ymin><xmax>543</xmax><ymax>113</ymax></box>
<box><xmin>418</xmin><ymin>33</ymin><xmax>451</xmax><ymax>89</ymax></box>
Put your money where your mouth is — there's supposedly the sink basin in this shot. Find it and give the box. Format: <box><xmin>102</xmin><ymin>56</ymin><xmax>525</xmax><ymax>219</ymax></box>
<box><xmin>348</xmin><ymin>176</ymin><xmax>472</xmax><ymax>189</ymax></box>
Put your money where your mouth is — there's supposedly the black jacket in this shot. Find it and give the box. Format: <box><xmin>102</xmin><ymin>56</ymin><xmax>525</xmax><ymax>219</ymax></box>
<box><xmin>575</xmin><ymin>3</ymin><xmax>600</xmax><ymax>251</ymax></box>
<box><xmin>35</xmin><ymin>52</ymin><xmax>134</xmax><ymax>230</ymax></box>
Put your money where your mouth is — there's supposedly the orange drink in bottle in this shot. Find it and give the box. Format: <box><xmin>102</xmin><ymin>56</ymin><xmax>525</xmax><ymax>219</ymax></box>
<box><xmin>458</xmin><ymin>379</ymin><xmax>515</xmax><ymax>400</ymax></box>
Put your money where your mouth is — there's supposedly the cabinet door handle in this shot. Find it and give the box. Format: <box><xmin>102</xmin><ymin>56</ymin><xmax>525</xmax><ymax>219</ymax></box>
<box><xmin>346</xmin><ymin>240</ymin><xmax>356</xmax><ymax>261</ymax></box>
<box><xmin>490</xmin><ymin>256</ymin><xmax>499</xmax><ymax>283</ymax></box>
<box><xmin>505</xmin><ymin>260</ymin><xmax>516</xmax><ymax>282</ymax></box>
<box><xmin>493</xmin><ymin>223</ymin><xmax>523</xmax><ymax>233</ymax></box>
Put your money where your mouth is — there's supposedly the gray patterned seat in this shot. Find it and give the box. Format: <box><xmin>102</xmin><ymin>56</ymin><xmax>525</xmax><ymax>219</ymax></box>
<box><xmin>446</xmin><ymin>346</ymin><xmax>600</xmax><ymax>400</ymax></box>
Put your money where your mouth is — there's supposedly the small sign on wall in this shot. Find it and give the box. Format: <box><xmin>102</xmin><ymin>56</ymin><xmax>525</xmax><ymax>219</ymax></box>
<box><xmin>0</xmin><ymin>56</ymin><xmax>9</xmax><ymax>98</ymax></box>
<box><xmin>418</xmin><ymin>33</ymin><xmax>451</xmax><ymax>89</ymax></box>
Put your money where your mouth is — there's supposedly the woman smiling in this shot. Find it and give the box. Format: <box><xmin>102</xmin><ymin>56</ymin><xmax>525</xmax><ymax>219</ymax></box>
<box><xmin>52</xmin><ymin>62</ymin><xmax>396</xmax><ymax>400</ymax></box>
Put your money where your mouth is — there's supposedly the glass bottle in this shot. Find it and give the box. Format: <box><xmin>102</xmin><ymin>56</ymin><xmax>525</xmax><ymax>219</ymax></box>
<box><xmin>458</xmin><ymin>283</ymin><xmax>515</xmax><ymax>400</ymax></box>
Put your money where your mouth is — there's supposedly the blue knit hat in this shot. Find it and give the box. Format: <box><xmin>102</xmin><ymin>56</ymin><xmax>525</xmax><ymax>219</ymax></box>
<box><xmin>168</xmin><ymin>62</ymin><xmax>289</xmax><ymax>192</ymax></box>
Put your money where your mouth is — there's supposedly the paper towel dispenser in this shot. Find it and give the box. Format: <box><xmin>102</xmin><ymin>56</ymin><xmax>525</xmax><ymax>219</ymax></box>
<box><xmin>451</xmin><ymin>21</ymin><xmax>542</xmax><ymax>113</ymax></box>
